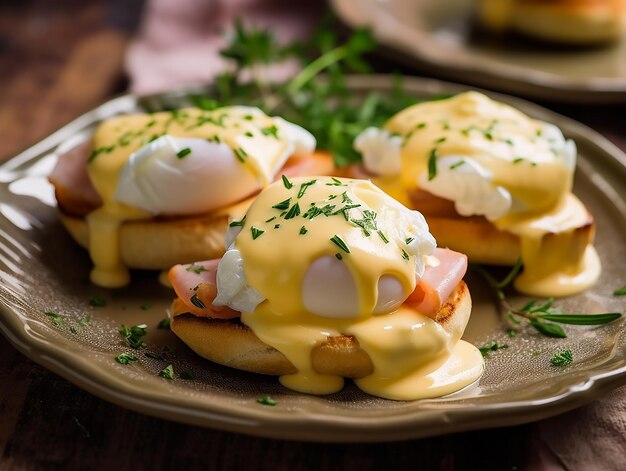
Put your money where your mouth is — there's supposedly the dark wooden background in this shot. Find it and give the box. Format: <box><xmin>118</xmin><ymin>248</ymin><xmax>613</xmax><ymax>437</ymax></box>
<box><xmin>1</xmin><ymin>1</ymin><xmax>624</xmax><ymax>470</ymax></box>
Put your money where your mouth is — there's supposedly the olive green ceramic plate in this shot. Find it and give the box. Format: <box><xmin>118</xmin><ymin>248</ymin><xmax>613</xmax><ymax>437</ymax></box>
<box><xmin>0</xmin><ymin>76</ymin><xmax>625</xmax><ymax>442</ymax></box>
<box><xmin>331</xmin><ymin>0</ymin><xmax>626</xmax><ymax>103</ymax></box>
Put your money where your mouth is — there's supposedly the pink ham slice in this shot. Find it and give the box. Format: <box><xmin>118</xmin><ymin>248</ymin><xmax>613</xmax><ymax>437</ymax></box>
<box><xmin>168</xmin><ymin>259</ymin><xmax>239</xmax><ymax>319</ymax></box>
<box><xmin>169</xmin><ymin>247</ymin><xmax>467</xmax><ymax>320</ymax></box>
<box><xmin>406</xmin><ymin>247</ymin><xmax>468</xmax><ymax>317</ymax></box>
<box><xmin>49</xmin><ymin>140</ymin><xmax>103</xmax><ymax>215</ymax></box>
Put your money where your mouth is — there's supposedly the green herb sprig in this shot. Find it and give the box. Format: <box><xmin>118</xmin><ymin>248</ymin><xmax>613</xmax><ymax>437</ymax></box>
<box><xmin>474</xmin><ymin>261</ymin><xmax>622</xmax><ymax>338</ymax></box>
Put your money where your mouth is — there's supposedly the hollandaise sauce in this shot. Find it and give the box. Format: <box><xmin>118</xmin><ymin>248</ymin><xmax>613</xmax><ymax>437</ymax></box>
<box><xmin>86</xmin><ymin>107</ymin><xmax>295</xmax><ymax>287</ymax></box>
<box><xmin>235</xmin><ymin>177</ymin><xmax>483</xmax><ymax>400</ymax></box>
<box><xmin>380</xmin><ymin>92</ymin><xmax>600</xmax><ymax>297</ymax></box>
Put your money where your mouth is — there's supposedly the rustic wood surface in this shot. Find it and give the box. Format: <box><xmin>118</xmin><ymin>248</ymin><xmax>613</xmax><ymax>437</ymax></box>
<box><xmin>0</xmin><ymin>2</ymin><xmax>624</xmax><ymax>470</ymax></box>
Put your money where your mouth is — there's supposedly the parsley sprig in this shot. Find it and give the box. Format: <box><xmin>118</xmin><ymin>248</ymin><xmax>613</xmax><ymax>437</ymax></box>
<box><xmin>475</xmin><ymin>261</ymin><xmax>622</xmax><ymax>338</ymax></box>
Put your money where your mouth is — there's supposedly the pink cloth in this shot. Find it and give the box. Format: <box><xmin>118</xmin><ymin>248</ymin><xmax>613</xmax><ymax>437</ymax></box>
<box><xmin>125</xmin><ymin>2</ymin><xmax>626</xmax><ymax>468</ymax></box>
<box><xmin>126</xmin><ymin>0</ymin><xmax>322</xmax><ymax>94</ymax></box>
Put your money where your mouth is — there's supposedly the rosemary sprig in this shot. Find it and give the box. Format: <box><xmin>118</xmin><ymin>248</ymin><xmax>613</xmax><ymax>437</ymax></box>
<box><xmin>474</xmin><ymin>261</ymin><xmax>622</xmax><ymax>338</ymax></box>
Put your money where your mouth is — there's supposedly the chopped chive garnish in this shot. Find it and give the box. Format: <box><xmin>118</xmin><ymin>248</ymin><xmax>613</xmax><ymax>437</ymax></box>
<box><xmin>274</xmin><ymin>224</ymin><xmax>280</xmax><ymax>229</ymax></box>
<box><xmin>505</xmin><ymin>138</ymin><xmax>514</xmax><ymax>145</ymax></box>
<box><xmin>244</xmin><ymin>131</ymin><xmax>254</xmax><ymax>137</ymax></box>
<box><xmin>484</xmin><ymin>131</ymin><xmax>493</xmax><ymax>141</ymax></box>
<box><xmin>251</xmin><ymin>226</ymin><xmax>265</xmax><ymax>239</ymax></box>
<box><xmin>244</xmin><ymin>114</ymin><xmax>253</xmax><ymax>120</ymax></box>
<box><xmin>513</xmin><ymin>157</ymin><xmax>524</xmax><ymax>164</ymax></box>
<box><xmin>282</xmin><ymin>175</ymin><xmax>293</xmax><ymax>189</ymax></box>
<box><xmin>176</xmin><ymin>147</ymin><xmax>192</xmax><ymax>159</ymax></box>
<box><xmin>261</xmin><ymin>125</ymin><xmax>279</xmax><ymax>138</ymax></box>
<box><xmin>377</xmin><ymin>231</ymin><xmax>389</xmax><ymax>244</ymax></box>
<box><xmin>427</xmin><ymin>148</ymin><xmax>438</xmax><ymax>181</ymax></box>
<box><xmin>257</xmin><ymin>395</ymin><xmax>277</xmax><ymax>406</ymax></box>
<box><xmin>401</xmin><ymin>249</ymin><xmax>410</xmax><ymax>261</ymax></box>
<box><xmin>229</xmin><ymin>216</ymin><xmax>246</xmax><ymax>227</ymax></box>
<box><xmin>330</xmin><ymin>235</ymin><xmax>350</xmax><ymax>253</ymax></box>
<box><xmin>272</xmin><ymin>198</ymin><xmax>291</xmax><ymax>210</ymax></box>
<box><xmin>299</xmin><ymin>226</ymin><xmax>308</xmax><ymax>235</ymax></box>
<box><xmin>326</xmin><ymin>177</ymin><xmax>346</xmax><ymax>186</ymax></box>
<box><xmin>234</xmin><ymin>147</ymin><xmax>248</xmax><ymax>162</ymax></box>
<box><xmin>297</xmin><ymin>180</ymin><xmax>317</xmax><ymax>198</ymax></box>
<box><xmin>405</xmin><ymin>237</ymin><xmax>414</xmax><ymax>245</ymax></box>
<box><xmin>449</xmin><ymin>160</ymin><xmax>465</xmax><ymax>170</ymax></box>
<box><xmin>614</xmin><ymin>285</ymin><xmax>626</xmax><ymax>296</ymax></box>
<box><xmin>335</xmin><ymin>253</ymin><xmax>343</xmax><ymax>260</ymax></box>
<box><xmin>284</xmin><ymin>202</ymin><xmax>301</xmax><ymax>219</ymax></box>
<box><xmin>190</xmin><ymin>294</ymin><xmax>206</xmax><ymax>309</ymax></box>
<box><xmin>435</xmin><ymin>136</ymin><xmax>447</xmax><ymax>144</ymax></box>
<box><xmin>265</xmin><ymin>216</ymin><xmax>277</xmax><ymax>223</ymax></box>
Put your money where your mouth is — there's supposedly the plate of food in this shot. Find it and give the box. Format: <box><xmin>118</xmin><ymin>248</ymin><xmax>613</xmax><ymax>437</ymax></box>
<box><xmin>0</xmin><ymin>27</ymin><xmax>625</xmax><ymax>442</ymax></box>
<box><xmin>330</xmin><ymin>0</ymin><xmax>626</xmax><ymax>103</ymax></box>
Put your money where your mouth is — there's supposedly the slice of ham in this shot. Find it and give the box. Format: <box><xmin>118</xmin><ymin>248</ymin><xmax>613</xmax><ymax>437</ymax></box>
<box><xmin>406</xmin><ymin>247</ymin><xmax>468</xmax><ymax>317</ymax></box>
<box><xmin>49</xmin><ymin>140</ymin><xmax>103</xmax><ymax>216</ymax></box>
<box><xmin>168</xmin><ymin>259</ymin><xmax>239</xmax><ymax>319</ymax></box>
<box><xmin>169</xmin><ymin>247</ymin><xmax>467</xmax><ymax>320</ymax></box>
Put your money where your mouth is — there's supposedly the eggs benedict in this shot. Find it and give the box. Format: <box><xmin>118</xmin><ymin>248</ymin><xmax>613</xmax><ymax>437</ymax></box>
<box><xmin>351</xmin><ymin>91</ymin><xmax>600</xmax><ymax>297</ymax></box>
<box><xmin>49</xmin><ymin>106</ymin><xmax>334</xmax><ymax>288</ymax></box>
<box><xmin>168</xmin><ymin>176</ymin><xmax>483</xmax><ymax>400</ymax></box>
<box><xmin>477</xmin><ymin>0</ymin><xmax>626</xmax><ymax>45</ymax></box>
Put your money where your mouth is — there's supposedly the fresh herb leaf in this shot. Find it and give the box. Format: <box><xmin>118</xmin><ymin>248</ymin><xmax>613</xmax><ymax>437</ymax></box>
<box><xmin>257</xmin><ymin>395</ymin><xmax>277</xmax><ymax>406</ymax></box>
<box><xmin>45</xmin><ymin>311</ymin><xmax>63</xmax><ymax>326</ymax></box>
<box><xmin>89</xmin><ymin>296</ymin><xmax>106</xmax><ymax>307</ymax></box>
<box><xmin>550</xmin><ymin>350</ymin><xmax>573</xmax><ymax>367</ymax></box>
<box><xmin>158</xmin><ymin>318</ymin><xmax>171</xmax><ymax>330</ymax></box>
<box><xmin>297</xmin><ymin>180</ymin><xmax>317</xmax><ymax>198</ymax></box>
<box><xmin>272</xmin><ymin>198</ymin><xmax>291</xmax><ymax>210</ymax></box>
<box><xmin>299</xmin><ymin>226</ymin><xmax>308</xmax><ymax>235</ymax></box>
<box><xmin>479</xmin><ymin>342</ymin><xmax>509</xmax><ymax>357</ymax></box>
<box><xmin>159</xmin><ymin>364</ymin><xmax>175</xmax><ymax>380</ymax></box>
<box><xmin>284</xmin><ymin>202</ymin><xmax>301</xmax><ymax>219</ymax></box>
<box><xmin>119</xmin><ymin>323</ymin><xmax>148</xmax><ymax>349</ymax></box>
<box><xmin>281</xmin><ymin>175</ymin><xmax>293</xmax><ymax>189</ymax></box>
<box><xmin>116</xmin><ymin>353</ymin><xmax>138</xmax><ymax>365</ymax></box>
<box><xmin>261</xmin><ymin>124</ymin><xmax>279</xmax><ymax>138</ymax></box>
<box><xmin>529</xmin><ymin>318</ymin><xmax>567</xmax><ymax>338</ymax></box>
<box><xmin>326</xmin><ymin>177</ymin><xmax>347</xmax><ymax>187</ymax></box>
<box><xmin>330</xmin><ymin>235</ymin><xmax>350</xmax><ymax>253</ymax></box>
<box><xmin>190</xmin><ymin>294</ymin><xmax>206</xmax><ymax>309</ymax></box>
<box><xmin>613</xmin><ymin>286</ymin><xmax>626</xmax><ymax>296</ymax></box>
<box><xmin>536</xmin><ymin>312</ymin><xmax>622</xmax><ymax>325</ymax></box>
<box><xmin>427</xmin><ymin>148</ymin><xmax>438</xmax><ymax>181</ymax></box>
<box><xmin>251</xmin><ymin>226</ymin><xmax>265</xmax><ymax>239</ymax></box>
<box><xmin>176</xmin><ymin>147</ymin><xmax>192</xmax><ymax>159</ymax></box>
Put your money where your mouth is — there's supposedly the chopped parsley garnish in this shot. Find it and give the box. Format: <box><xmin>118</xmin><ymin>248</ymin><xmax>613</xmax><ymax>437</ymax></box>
<box><xmin>176</xmin><ymin>147</ymin><xmax>192</xmax><ymax>159</ymax></box>
<box><xmin>427</xmin><ymin>148</ymin><xmax>438</xmax><ymax>181</ymax></box>
<box><xmin>158</xmin><ymin>318</ymin><xmax>171</xmax><ymax>330</ymax></box>
<box><xmin>299</xmin><ymin>226</ymin><xmax>308</xmax><ymax>235</ymax></box>
<box><xmin>613</xmin><ymin>285</ymin><xmax>626</xmax><ymax>296</ymax></box>
<box><xmin>186</xmin><ymin>263</ymin><xmax>208</xmax><ymax>274</ymax></box>
<box><xmin>507</xmin><ymin>328</ymin><xmax>517</xmax><ymax>338</ymax></box>
<box><xmin>45</xmin><ymin>311</ymin><xmax>63</xmax><ymax>326</ymax></box>
<box><xmin>377</xmin><ymin>231</ymin><xmax>389</xmax><ymax>244</ymax></box>
<box><xmin>550</xmin><ymin>350</ymin><xmax>573</xmax><ymax>367</ymax></box>
<box><xmin>251</xmin><ymin>226</ymin><xmax>265</xmax><ymax>239</ymax></box>
<box><xmin>180</xmin><ymin>370</ymin><xmax>194</xmax><ymax>380</ymax></box>
<box><xmin>284</xmin><ymin>202</ymin><xmax>301</xmax><ymax>219</ymax></box>
<box><xmin>274</xmin><ymin>224</ymin><xmax>280</xmax><ymax>229</ymax></box>
<box><xmin>297</xmin><ymin>179</ymin><xmax>317</xmax><ymax>198</ymax></box>
<box><xmin>330</xmin><ymin>235</ymin><xmax>350</xmax><ymax>253</ymax></box>
<box><xmin>89</xmin><ymin>296</ymin><xmax>106</xmax><ymax>307</ymax></box>
<box><xmin>257</xmin><ymin>395</ymin><xmax>277</xmax><ymax>406</ymax></box>
<box><xmin>79</xmin><ymin>315</ymin><xmax>92</xmax><ymax>326</ymax></box>
<box><xmin>261</xmin><ymin>124</ymin><xmax>279</xmax><ymax>138</ymax></box>
<box><xmin>229</xmin><ymin>216</ymin><xmax>246</xmax><ymax>227</ymax></box>
<box><xmin>401</xmin><ymin>249</ymin><xmax>410</xmax><ymax>261</ymax></box>
<box><xmin>116</xmin><ymin>353</ymin><xmax>138</xmax><ymax>365</ymax></box>
<box><xmin>234</xmin><ymin>147</ymin><xmax>248</xmax><ymax>162</ymax></box>
<box><xmin>479</xmin><ymin>342</ymin><xmax>508</xmax><ymax>358</ymax></box>
<box><xmin>272</xmin><ymin>198</ymin><xmax>291</xmax><ymax>210</ymax></box>
<box><xmin>449</xmin><ymin>160</ymin><xmax>465</xmax><ymax>170</ymax></box>
<box><xmin>281</xmin><ymin>175</ymin><xmax>293</xmax><ymax>189</ymax></box>
<box><xmin>159</xmin><ymin>364</ymin><xmax>175</xmax><ymax>380</ymax></box>
<box><xmin>190</xmin><ymin>294</ymin><xmax>206</xmax><ymax>309</ymax></box>
<box><xmin>119</xmin><ymin>323</ymin><xmax>148</xmax><ymax>349</ymax></box>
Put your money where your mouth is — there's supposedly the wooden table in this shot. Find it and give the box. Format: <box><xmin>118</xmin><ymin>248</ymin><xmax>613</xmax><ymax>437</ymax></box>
<box><xmin>1</xmin><ymin>2</ymin><xmax>624</xmax><ymax>469</ymax></box>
